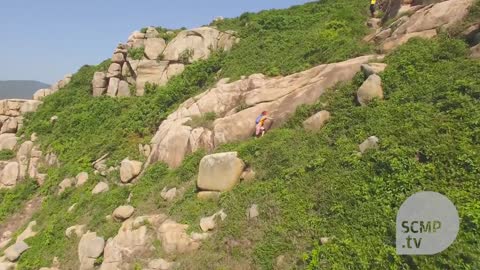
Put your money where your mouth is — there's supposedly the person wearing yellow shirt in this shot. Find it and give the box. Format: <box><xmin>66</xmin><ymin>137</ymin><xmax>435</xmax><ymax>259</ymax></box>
<box><xmin>370</xmin><ymin>0</ymin><xmax>377</xmax><ymax>17</ymax></box>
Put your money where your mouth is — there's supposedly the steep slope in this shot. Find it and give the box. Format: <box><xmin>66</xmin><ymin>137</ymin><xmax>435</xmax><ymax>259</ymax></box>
<box><xmin>0</xmin><ymin>81</ymin><xmax>49</xmax><ymax>99</ymax></box>
<box><xmin>0</xmin><ymin>0</ymin><xmax>479</xmax><ymax>269</ymax></box>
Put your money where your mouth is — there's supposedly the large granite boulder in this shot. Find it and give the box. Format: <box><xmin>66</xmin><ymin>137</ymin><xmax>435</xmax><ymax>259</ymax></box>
<box><xmin>197</xmin><ymin>152</ymin><xmax>245</xmax><ymax>192</ymax></box>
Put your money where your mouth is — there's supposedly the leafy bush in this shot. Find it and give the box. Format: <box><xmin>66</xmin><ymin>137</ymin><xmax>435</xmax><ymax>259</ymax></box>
<box><xmin>0</xmin><ymin>149</ymin><xmax>15</xmax><ymax>160</ymax></box>
<box><xmin>179</xmin><ymin>48</ymin><xmax>194</xmax><ymax>64</ymax></box>
<box><xmin>128</xmin><ymin>47</ymin><xmax>145</xmax><ymax>60</ymax></box>
<box><xmin>212</xmin><ymin>0</ymin><xmax>373</xmax><ymax>79</ymax></box>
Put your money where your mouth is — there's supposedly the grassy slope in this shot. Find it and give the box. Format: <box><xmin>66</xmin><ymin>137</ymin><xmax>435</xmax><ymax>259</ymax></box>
<box><xmin>4</xmin><ymin>0</ymin><xmax>480</xmax><ymax>269</ymax></box>
<box><xmin>157</xmin><ymin>37</ymin><xmax>479</xmax><ymax>269</ymax></box>
<box><xmin>0</xmin><ymin>0</ymin><xmax>375</xmax><ymax>268</ymax></box>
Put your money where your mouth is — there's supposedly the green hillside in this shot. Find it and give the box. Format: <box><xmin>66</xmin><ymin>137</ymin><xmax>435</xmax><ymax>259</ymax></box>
<box><xmin>1</xmin><ymin>0</ymin><xmax>479</xmax><ymax>269</ymax></box>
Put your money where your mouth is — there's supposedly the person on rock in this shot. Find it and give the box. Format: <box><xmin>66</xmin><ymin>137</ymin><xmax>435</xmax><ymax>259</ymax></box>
<box><xmin>255</xmin><ymin>111</ymin><xmax>273</xmax><ymax>137</ymax></box>
<box><xmin>370</xmin><ymin>0</ymin><xmax>377</xmax><ymax>17</ymax></box>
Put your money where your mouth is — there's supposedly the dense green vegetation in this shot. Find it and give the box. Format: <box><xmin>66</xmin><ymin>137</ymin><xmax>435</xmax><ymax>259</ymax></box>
<box><xmin>212</xmin><ymin>0</ymin><xmax>372</xmax><ymax>78</ymax></box>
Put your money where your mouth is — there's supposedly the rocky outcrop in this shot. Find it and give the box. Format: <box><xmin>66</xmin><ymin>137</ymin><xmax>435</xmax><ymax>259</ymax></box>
<box><xmin>33</xmin><ymin>74</ymin><xmax>72</xmax><ymax>100</ymax></box>
<box><xmin>303</xmin><ymin>111</ymin><xmax>331</xmax><ymax>131</ymax></box>
<box><xmin>120</xmin><ymin>159</ymin><xmax>143</xmax><ymax>183</ymax></box>
<box><xmin>357</xmin><ymin>74</ymin><xmax>384</xmax><ymax>106</ymax></box>
<box><xmin>0</xmin><ymin>98</ymin><xmax>56</xmax><ymax>189</ymax></box>
<box><xmin>197</xmin><ymin>152</ymin><xmax>245</xmax><ymax>192</ymax></box>
<box><xmin>78</xmin><ymin>232</ymin><xmax>105</xmax><ymax>270</ymax></box>
<box><xmin>93</xmin><ymin>27</ymin><xmax>237</xmax><ymax>97</ymax></box>
<box><xmin>359</xmin><ymin>136</ymin><xmax>380</xmax><ymax>153</ymax></box>
<box><xmin>370</xmin><ymin>0</ymin><xmax>475</xmax><ymax>51</ymax></box>
<box><xmin>148</xmin><ymin>55</ymin><xmax>376</xmax><ymax>167</ymax></box>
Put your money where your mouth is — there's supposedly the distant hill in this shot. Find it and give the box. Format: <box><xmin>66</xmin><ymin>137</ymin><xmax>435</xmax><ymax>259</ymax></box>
<box><xmin>0</xmin><ymin>80</ymin><xmax>50</xmax><ymax>99</ymax></box>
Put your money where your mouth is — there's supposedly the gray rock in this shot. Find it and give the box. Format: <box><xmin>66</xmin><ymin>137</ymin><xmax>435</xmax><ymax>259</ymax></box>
<box><xmin>112</xmin><ymin>205</ymin><xmax>135</xmax><ymax>221</ymax></box>
<box><xmin>4</xmin><ymin>241</ymin><xmax>29</xmax><ymax>262</ymax></box>
<box><xmin>303</xmin><ymin>110</ymin><xmax>331</xmax><ymax>131</ymax></box>
<box><xmin>197</xmin><ymin>152</ymin><xmax>245</xmax><ymax>192</ymax></box>
<box><xmin>92</xmin><ymin>182</ymin><xmax>109</xmax><ymax>194</ymax></box>
<box><xmin>359</xmin><ymin>136</ymin><xmax>380</xmax><ymax>153</ymax></box>
<box><xmin>357</xmin><ymin>74</ymin><xmax>383</xmax><ymax>106</ymax></box>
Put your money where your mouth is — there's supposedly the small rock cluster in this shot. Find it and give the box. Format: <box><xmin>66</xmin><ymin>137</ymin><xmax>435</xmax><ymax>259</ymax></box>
<box><xmin>0</xmin><ymin>220</ymin><xmax>38</xmax><ymax>268</ymax></box>
<box><xmin>92</xmin><ymin>26</ymin><xmax>238</xmax><ymax>97</ymax></box>
<box><xmin>33</xmin><ymin>74</ymin><xmax>73</xmax><ymax>100</ymax></box>
<box><xmin>0</xmin><ymin>131</ymin><xmax>58</xmax><ymax>189</ymax></box>
<box><xmin>366</xmin><ymin>0</ymin><xmax>475</xmax><ymax>52</ymax></box>
<box><xmin>57</xmin><ymin>172</ymin><xmax>89</xmax><ymax>195</ymax></box>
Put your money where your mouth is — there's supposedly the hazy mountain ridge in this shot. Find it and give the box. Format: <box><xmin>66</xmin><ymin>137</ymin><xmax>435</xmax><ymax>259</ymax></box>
<box><xmin>0</xmin><ymin>80</ymin><xmax>49</xmax><ymax>99</ymax></box>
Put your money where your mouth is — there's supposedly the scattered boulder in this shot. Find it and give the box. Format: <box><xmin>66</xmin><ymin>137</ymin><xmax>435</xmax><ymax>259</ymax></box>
<box><xmin>0</xmin><ymin>134</ymin><xmax>17</xmax><ymax>151</ymax></box>
<box><xmin>144</xmin><ymin>38</ymin><xmax>167</xmax><ymax>60</ymax></box>
<box><xmin>357</xmin><ymin>74</ymin><xmax>384</xmax><ymax>106</ymax></box>
<box><xmin>320</xmin><ymin>237</ymin><xmax>331</xmax><ymax>245</ymax></box>
<box><xmin>107</xmin><ymin>63</ymin><xmax>122</xmax><ymax>78</ymax></box>
<box><xmin>120</xmin><ymin>159</ymin><xmax>143</xmax><ymax>183</ymax></box>
<box><xmin>160</xmin><ymin>187</ymin><xmax>177</xmax><ymax>201</ymax></box>
<box><xmin>66</xmin><ymin>225</ymin><xmax>87</xmax><ymax>238</ymax></box>
<box><xmin>157</xmin><ymin>220</ymin><xmax>201</xmax><ymax>254</ymax></box>
<box><xmin>50</xmin><ymin>115</ymin><xmax>58</xmax><ymax>124</ymax></box>
<box><xmin>199</xmin><ymin>210</ymin><xmax>227</xmax><ymax>232</ymax></box>
<box><xmin>361</xmin><ymin>63</ymin><xmax>387</xmax><ymax>77</ymax></box>
<box><xmin>0</xmin><ymin>162</ymin><xmax>19</xmax><ymax>187</ymax></box>
<box><xmin>0</xmin><ymin>262</ymin><xmax>15</xmax><ymax>270</ymax></box>
<box><xmin>303</xmin><ymin>111</ymin><xmax>331</xmax><ymax>131</ymax></box>
<box><xmin>470</xmin><ymin>44</ymin><xmax>480</xmax><ymax>59</ymax></box>
<box><xmin>78</xmin><ymin>232</ymin><xmax>105</xmax><ymax>270</ymax></box>
<box><xmin>111</xmin><ymin>53</ymin><xmax>125</xmax><ymax>63</ymax></box>
<box><xmin>359</xmin><ymin>136</ymin><xmax>380</xmax><ymax>153</ymax></box>
<box><xmin>197</xmin><ymin>152</ymin><xmax>245</xmax><ymax>192</ymax></box>
<box><xmin>16</xmin><ymin>221</ymin><xmax>37</xmax><ymax>243</ymax></box>
<box><xmin>247</xmin><ymin>204</ymin><xmax>259</xmax><ymax>219</ymax></box>
<box><xmin>240</xmin><ymin>169</ymin><xmax>256</xmax><ymax>182</ymax></box>
<box><xmin>75</xmin><ymin>172</ymin><xmax>89</xmax><ymax>187</ymax></box>
<box><xmin>92</xmin><ymin>182</ymin><xmax>109</xmax><ymax>194</ymax></box>
<box><xmin>58</xmin><ymin>178</ymin><xmax>75</xmax><ymax>195</ymax></box>
<box><xmin>112</xmin><ymin>205</ymin><xmax>135</xmax><ymax>221</ymax></box>
<box><xmin>4</xmin><ymin>241</ymin><xmax>29</xmax><ymax>262</ymax></box>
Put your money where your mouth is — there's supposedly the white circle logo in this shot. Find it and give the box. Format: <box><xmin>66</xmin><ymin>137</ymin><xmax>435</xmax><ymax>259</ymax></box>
<box><xmin>396</xmin><ymin>191</ymin><xmax>460</xmax><ymax>255</ymax></box>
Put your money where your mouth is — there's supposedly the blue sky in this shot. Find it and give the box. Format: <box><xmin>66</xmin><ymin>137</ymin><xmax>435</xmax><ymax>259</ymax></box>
<box><xmin>0</xmin><ymin>0</ymin><xmax>312</xmax><ymax>84</ymax></box>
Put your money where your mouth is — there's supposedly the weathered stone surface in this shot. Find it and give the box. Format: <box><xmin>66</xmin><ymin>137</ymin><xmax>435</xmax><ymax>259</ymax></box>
<box><xmin>247</xmin><ymin>204</ymin><xmax>259</xmax><ymax>219</ymax></box>
<box><xmin>112</xmin><ymin>53</ymin><xmax>125</xmax><ymax>63</ymax></box>
<box><xmin>58</xmin><ymin>178</ymin><xmax>74</xmax><ymax>195</ymax></box>
<box><xmin>116</xmin><ymin>80</ymin><xmax>130</xmax><ymax>97</ymax></box>
<box><xmin>107</xmin><ymin>63</ymin><xmax>122</xmax><ymax>78</ymax></box>
<box><xmin>359</xmin><ymin>136</ymin><xmax>380</xmax><ymax>153</ymax></box>
<box><xmin>4</xmin><ymin>241</ymin><xmax>29</xmax><ymax>262</ymax></box>
<box><xmin>120</xmin><ymin>159</ymin><xmax>143</xmax><ymax>183</ymax></box>
<box><xmin>112</xmin><ymin>205</ymin><xmax>135</xmax><ymax>221</ymax></box>
<box><xmin>303</xmin><ymin>111</ymin><xmax>331</xmax><ymax>131</ymax></box>
<box><xmin>470</xmin><ymin>44</ymin><xmax>480</xmax><ymax>59</ymax></box>
<box><xmin>0</xmin><ymin>134</ymin><xmax>17</xmax><ymax>151</ymax></box>
<box><xmin>144</xmin><ymin>38</ymin><xmax>166</xmax><ymax>60</ymax></box>
<box><xmin>199</xmin><ymin>210</ymin><xmax>227</xmax><ymax>232</ymax></box>
<box><xmin>0</xmin><ymin>162</ymin><xmax>19</xmax><ymax>187</ymax></box>
<box><xmin>78</xmin><ymin>232</ymin><xmax>105</xmax><ymax>270</ymax></box>
<box><xmin>361</xmin><ymin>63</ymin><xmax>387</xmax><ymax>77</ymax></box>
<box><xmin>357</xmin><ymin>74</ymin><xmax>384</xmax><ymax>106</ymax></box>
<box><xmin>92</xmin><ymin>72</ymin><xmax>108</xmax><ymax>96</ymax></box>
<box><xmin>135</xmin><ymin>60</ymin><xmax>169</xmax><ymax>96</ymax></box>
<box><xmin>157</xmin><ymin>220</ymin><xmax>200</xmax><ymax>254</ymax></box>
<box><xmin>394</xmin><ymin>0</ymin><xmax>473</xmax><ymax>36</ymax></box>
<box><xmin>92</xmin><ymin>182</ymin><xmax>109</xmax><ymax>194</ymax></box>
<box><xmin>197</xmin><ymin>152</ymin><xmax>245</xmax><ymax>192</ymax></box>
<box><xmin>75</xmin><ymin>172</ymin><xmax>89</xmax><ymax>187</ymax></box>
<box><xmin>66</xmin><ymin>224</ymin><xmax>87</xmax><ymax>238</ymax></box>
<box><xmin>0</xmin><ymin>118</ymin><xmax>17</xmax><ymax>134</ymax></box>
<box><xmin>145</xmin><ymin>27</ymin><xmax>160</xmax><ymax>39</ymax></box>
<box><xmin>161</xmin><ymin>187</ymin><xmax>177</xmax><ymax>201</ymax></box>
<box><xmin>107</xmin><ymin>77</ymin><xmax>120</xmax><ymax>97</ymax></box>
<box><xmin>16</xmin><ymin>221</ymin><xmax>37</xmax><ymax>243</ymax></box>
<box><xmin>33</xmin><ymin>89</ymin><xmax>53</xmax><ymax>100</ymax></box>
<box><xmin>163</xmin><ymin>27</ymin><xmax>236</xmax><ymax>62</ymax></box>
<box><xmin>148</xmin><ymin>55</ymin><xmax>376</xmax><ymax>167</ymax></box>
<box><xmin>382</xmin><ymin>29</ymin><xmax>437</xmax><ymax>51</ymax></box>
